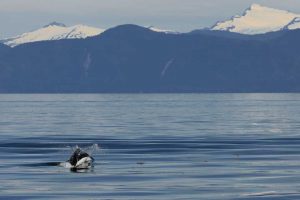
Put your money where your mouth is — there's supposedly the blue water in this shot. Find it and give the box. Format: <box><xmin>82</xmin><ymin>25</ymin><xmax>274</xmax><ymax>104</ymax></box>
<box><xmin>1</xmin><ymin>94</ymin><xmax>300</xmax><ymax>199</ymax></box>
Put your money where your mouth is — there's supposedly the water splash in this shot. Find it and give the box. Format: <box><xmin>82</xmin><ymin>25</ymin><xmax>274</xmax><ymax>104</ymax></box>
<box><xmin>67</xmin><ymin>144</ymin><xmax>100</xmax><ymax>156</ymax></box>
<box><xmin>83</xmin><ymin>144</ymin><xmax>100</xmax><ymax>156</ymax></box>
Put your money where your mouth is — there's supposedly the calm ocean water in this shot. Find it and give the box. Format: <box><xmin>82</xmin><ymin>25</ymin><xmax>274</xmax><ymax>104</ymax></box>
<box><xmin>1</xmin><ymin>94</ymin><xmax>300</xmax><ymax>200</ymax></box>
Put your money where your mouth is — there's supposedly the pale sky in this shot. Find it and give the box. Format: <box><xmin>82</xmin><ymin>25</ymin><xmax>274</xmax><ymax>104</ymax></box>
<box><xmin>1</xmin><ymin>0</ymin><xmax>300</xmax><ymax>38</ymax></box>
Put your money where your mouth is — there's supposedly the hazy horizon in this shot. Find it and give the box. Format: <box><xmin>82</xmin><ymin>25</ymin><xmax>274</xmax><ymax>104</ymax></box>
<box><xmin>1</xmin><ymin>0</ymin><xmax>300</xmax><ymax>38</ymax></box>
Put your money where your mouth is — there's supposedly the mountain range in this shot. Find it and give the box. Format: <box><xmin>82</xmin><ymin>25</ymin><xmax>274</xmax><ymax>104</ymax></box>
<box><xmin>1</xmin><ymin>22</ymin><xmax>176</xmax><ymax>47</ymax></box>
<box><xmin>2</xmin><ymin>4</ymin><xmax>300</xmax><ymax>47</ymax></box>
<box><xmin>1</xmin><ymin>4</ymin><xmax>300</xmax><ymax>93</ymax></box>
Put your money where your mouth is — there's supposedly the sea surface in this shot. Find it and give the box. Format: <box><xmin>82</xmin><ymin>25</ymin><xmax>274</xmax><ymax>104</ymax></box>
<box><xmin>1</xmin><ymin>94</ymin><xmax>300</xmax><ymax>200</ymax></box>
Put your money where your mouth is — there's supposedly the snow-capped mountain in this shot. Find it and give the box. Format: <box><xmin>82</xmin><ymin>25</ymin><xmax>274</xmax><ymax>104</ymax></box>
<box><xmin>3</xmin><ymin>22</ymin><xmax>105</xmax><ymax>47</ymax></box>
<box><xmin>284</xmin><ymin>17</ymin><xmax>300</xmax><ymax>30</ymax></box>
<box><xmin>147</xmin><ymin>26</ymin><xmax>178</xmax><ymax>34</ymax></box>
<box><xmin>211</xmin><ymin>4</ymin><xmax>300</xmax><ymax>34</ymax></box>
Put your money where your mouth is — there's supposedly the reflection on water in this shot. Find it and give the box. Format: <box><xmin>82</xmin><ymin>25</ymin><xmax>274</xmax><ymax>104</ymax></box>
<box><xmin>1</xmin><ymin>94</ymin><xmax>300</xmax><ymax>199</ymax></box>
